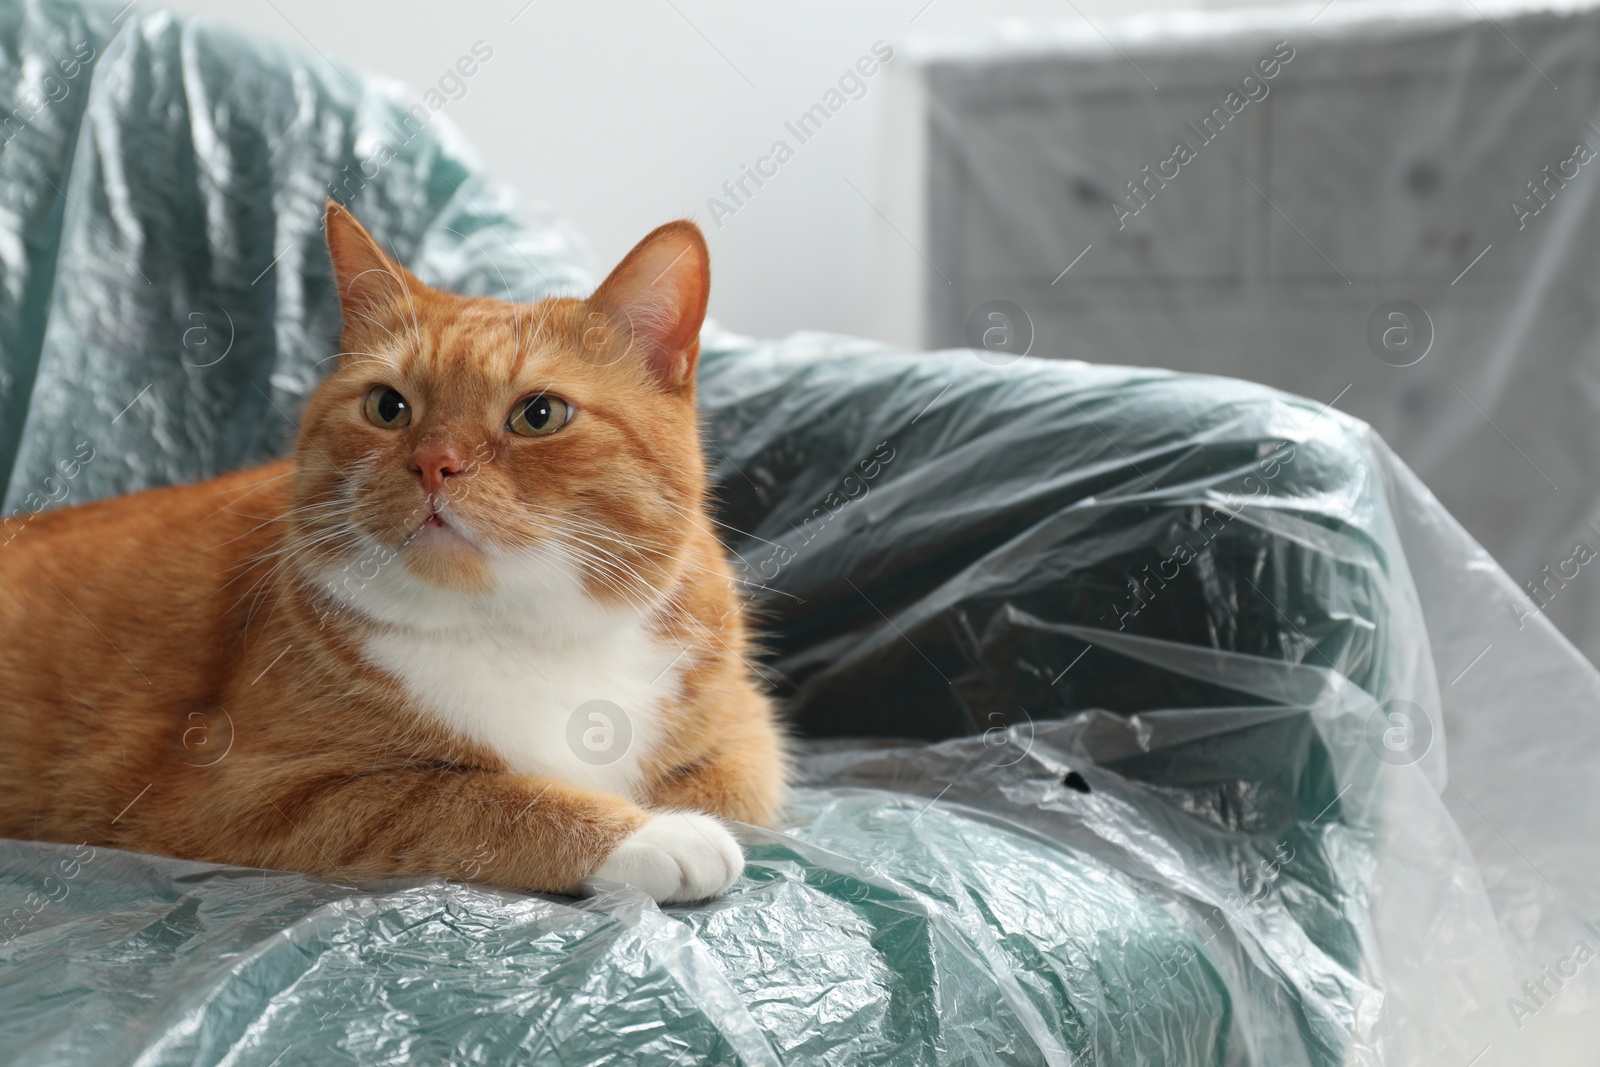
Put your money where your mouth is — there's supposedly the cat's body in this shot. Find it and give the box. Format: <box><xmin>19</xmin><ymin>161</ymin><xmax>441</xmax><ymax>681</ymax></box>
<box><xmin>0</xmin><ymin>205</ymin><xmax>784</xmax><ymax>903</ymax></box>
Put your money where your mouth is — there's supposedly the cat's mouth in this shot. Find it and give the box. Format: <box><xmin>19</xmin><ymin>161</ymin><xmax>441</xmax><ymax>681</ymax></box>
<box><xmin>405</xmin><ymin>501</ymin><xmax>476</xmax><ymax>546</ymax></box>
<box><xmin>391</xmin><ymin>499</ymin><xmax>495</xmax><ymax>593</ymax></box>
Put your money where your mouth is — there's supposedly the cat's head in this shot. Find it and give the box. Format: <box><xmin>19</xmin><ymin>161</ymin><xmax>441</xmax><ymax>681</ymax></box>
<box><xmin>291</xmin><ymin>202</ymin><xmax>711</xmax><ymax>636</ymax></box>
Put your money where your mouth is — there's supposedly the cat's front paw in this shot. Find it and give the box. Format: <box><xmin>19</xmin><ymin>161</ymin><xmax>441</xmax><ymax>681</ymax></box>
<box><xmin>590</xmin><ymin>812</ymin><xmax>743</xmax><ymax>904</ymax></box>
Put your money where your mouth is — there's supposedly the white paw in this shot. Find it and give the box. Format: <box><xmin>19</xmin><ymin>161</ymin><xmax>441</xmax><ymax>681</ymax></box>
<box><xmin>590</xmin><ymin>812</ymin><xmax>744</xmax><ymax>904</ymax></box>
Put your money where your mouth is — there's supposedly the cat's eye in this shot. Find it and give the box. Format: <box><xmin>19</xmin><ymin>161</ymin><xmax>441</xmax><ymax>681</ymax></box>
<box><xmin>508</xmin><ymin>394</ymin><xmax>571</xmax><ymax>437</ymax></box>
<box><xmin>364</xmin><ymin>386</ymin><xmax>411</xmax><ymax>429</ymax></box>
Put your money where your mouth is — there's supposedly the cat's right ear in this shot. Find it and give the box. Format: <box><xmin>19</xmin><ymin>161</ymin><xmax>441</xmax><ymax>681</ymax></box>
<box><xmin>587</xmin><ymin>220</ymin><xmax>710</xmax><ymax>393</ymax></box>
<box><xmin>324</xmin><ymin>200</ymin><xmax>412</xmax><ymax>327</ymax></box>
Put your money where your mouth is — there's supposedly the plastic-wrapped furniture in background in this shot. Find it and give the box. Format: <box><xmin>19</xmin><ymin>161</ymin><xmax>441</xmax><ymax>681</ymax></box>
<box><xmin>0</xmin><ymin>1</ymin><xmax>1595</xmax><ymax>1063</ymax></box>
<box><xmin>876</xmin><ymin>0</ymin><xmax>1600</xmax><ymax>688</ymax></box>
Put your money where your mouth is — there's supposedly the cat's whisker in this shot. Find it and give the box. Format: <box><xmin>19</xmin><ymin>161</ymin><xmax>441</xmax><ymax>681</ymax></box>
<box><xmin>510</xmin><ymin>499</ymin><xmax>698</xmax><ymax>563</ymax></box>
<box><xmin>651</xmin><ymin>492</ymin><xmax>789</xmax><ymax>553</ymax></box>
<box><xmin>222</xmin><ymin>492</ymin><xmax>377</xmax><ymax>556</ymax></box>
<box><xmin>516</xmin><ymin>500</ymin><xmax>795</xmax><ymax>601</ymax></box>
<box><xmin>314</xmin><ymin>347</ymin><xmax>392</xmax><ymax>370</ymax></box>
<box><xmin>542</xmin><ymin>537</ymin><xmax>660</xmax><ymax>615</ymax></box>
<box><xmin>243</xmin><ymin>526</ymin><xmax>375</xmax><ymax>634</ymax></box>
<box><xmin>214</xmin><ymin>496</ymin><xmax>384</xmax><ymax>610</ymax></box>
<box><xmin>198</xmin><ymin>468</ymin><xmax>296</xmax><ymax>500</ymax></box>
<box><xmin>231</xmin><ymin>520</ymin><xmax>368</xmax><ymax>619</ymax></box>
<box><xmin>545</xmin><ymin>530</ymin><xmax>768</xmax><ymax>676</ymax></box>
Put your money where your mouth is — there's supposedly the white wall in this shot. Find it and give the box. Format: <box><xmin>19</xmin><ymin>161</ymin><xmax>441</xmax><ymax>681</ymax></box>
<box><xmin>155</xmin><ymin>0</ymin><xmax>1262</xmax><ymax>342</ymax></box>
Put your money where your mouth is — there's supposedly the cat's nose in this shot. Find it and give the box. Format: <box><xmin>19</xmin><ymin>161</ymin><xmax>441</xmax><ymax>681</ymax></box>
<box><xmin>410</xmin><ymin>445</ymin><xmax>464</xmax><ymax>496</ymax></box>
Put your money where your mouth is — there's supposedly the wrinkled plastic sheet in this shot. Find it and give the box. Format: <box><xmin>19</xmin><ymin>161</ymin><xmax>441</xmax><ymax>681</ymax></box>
<box><xmin>697</xmin><ymin>339</ymin><xmax>1544</xmax><ymax>1065</ymax></box>
<box><xmin>0</xmin><ymin>753</ymin><xmax>1240</xmax><ymax>1066</ymax></box>
<box><xmin>0</xmin><ymin>705</ymin><xmax>1390</xmax><ymax>1067</ymax></box>
<box><xmin>0</xmin><ymin>0</ymin><xmax>1594</xmax><ymax>1064</ymax></box>
<box><xmin>886</xmin><ymin>1</ymin><xmax>1600</xmax><ymax>1055</ymax></box>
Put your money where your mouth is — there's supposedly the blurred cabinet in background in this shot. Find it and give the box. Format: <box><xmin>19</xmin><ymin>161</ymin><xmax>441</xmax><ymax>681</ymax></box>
<box><xmin>876</xmin><ymin>0</ymin><xmax>1600</xmax><ymax>669</ymax></box>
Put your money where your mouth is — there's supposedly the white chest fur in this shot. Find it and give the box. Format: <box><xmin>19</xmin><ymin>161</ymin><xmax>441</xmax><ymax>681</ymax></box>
<box><xmin>362</xmin><ymin>615</ymin><xmax>683</xmax><ymax>798</ymax></box>
<box><xmin>326</xmin><ymin>537</ymin><xmax>687</xmax><ymax>801</ymax></box>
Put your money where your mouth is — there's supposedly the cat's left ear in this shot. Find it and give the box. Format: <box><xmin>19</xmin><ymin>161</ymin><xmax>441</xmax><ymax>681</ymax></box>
<box><xmin>588</xmin><ymin>220</ymin><xmax>710</xmax><ymax>392</ymax></box>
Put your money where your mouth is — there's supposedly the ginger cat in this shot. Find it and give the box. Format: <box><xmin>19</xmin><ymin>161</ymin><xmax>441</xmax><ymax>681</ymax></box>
<box><xmin>0</xmin><ymin>203</ymin><xmax>785</xmax><ymax>904</ymax></box>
